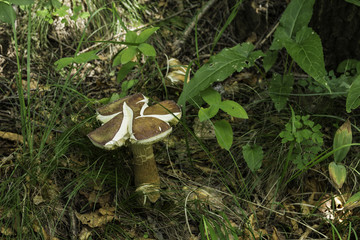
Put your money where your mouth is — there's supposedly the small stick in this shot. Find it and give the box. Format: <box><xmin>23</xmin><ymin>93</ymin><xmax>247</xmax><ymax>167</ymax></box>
<box><xmin>172</xmin><ymin>0</ymin><xmax>218</xmax><ymax>56</ymax></box>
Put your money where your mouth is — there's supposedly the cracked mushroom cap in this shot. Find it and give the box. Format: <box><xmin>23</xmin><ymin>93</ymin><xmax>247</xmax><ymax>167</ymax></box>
<box><xmin>130</xmin><ymin>100</ymin><xmax>182</xmax><ymax>145</ymax></box>
<box><xmin>87</xmin><ymin>95</ymin><xmax>181</xmax><ymax>149</ymax></box>
<box><xmin>96</xmin><ymin>93</ymin><xmax>148</xmax><ymax>123</ymax></box>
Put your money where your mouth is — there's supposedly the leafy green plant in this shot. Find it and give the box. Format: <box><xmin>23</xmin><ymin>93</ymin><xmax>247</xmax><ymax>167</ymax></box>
<box><xmin>36</xmin><ymin>0</ymin><xmax>90</xmax><ymax>24</ymax></box>
<box><xmin>264</xmin><ymin>0</ymin><xmax>329</xmax><ymax>111</ymax></box>
<box><xmin>178</xmin><ymin>42</ymin><xmax>263</xmax><ymax>150</ymax></box>
<box><xmin>279</xmin><ymin>112</ymin><xmax>324</xmax><ymax>170</ymax></box>
<box><xmin>198</xmin><ymin>87</ymin><xmax>248</xmax><ymax>150</ymax></box>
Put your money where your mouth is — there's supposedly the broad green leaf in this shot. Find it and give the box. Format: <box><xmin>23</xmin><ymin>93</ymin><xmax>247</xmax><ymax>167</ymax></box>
<box><xmin>121</xmin><ymin>79</ymin><xmax>138</xmax><ymax>92</ymax></box>
<box><xmin>198</xmin><ymin>105</ymin><xmax>219</xmax><ymax>122</ymax></box>
<box><xmin>112</xmin><ymin>51</ymin><xmax>124</xmax><ymax>67</ymax></box>
<box><xmin>279</xmin><ymin>0</ymin><xmax>315</xmax><ymax>38</ymax></box>
<box><xmin>328</xmin><ymin>162</ymin><xmax>347</xmax><ymax>189</ymax></box>
<box><xmin>200</xmin><ymin>87</ymin><xmax>221</xmax><ymax>105</ymax></box>
<box><xmin>137</xmin><ymin>43</ymin><xmax>156</xmax><ymax>57</ymax></box>
<box><xmin>54</xmin><ymin>57</ymin><xmax>74</xmax><ymax>70</ymax></box>
<box><xmin>333</xmin><ymin>119</ymin><xmax>352</xmax><ymax>163</ymax></box>
<box><xmin>214</xmin><ymin>120</ymin><xmax>233</xmax><ymax>150</ymax></box>
<box><xmin>337</xmin><ymin>59</ymin><xmax>360</xmax><ymax>73</ymax></box>
<box><xmin>242</xmin><ymin>143</ymin><xmax>263</xmax><ymax>172</ymax></box>
<box><xmin>269</xmin><ymin>73</ymin><xmax>294</xmax><ymax>111</ymax></box>
<box><xmin>263</xmin><ymin>50</ymin><xmax>278</xmax><ymax>72</ymax></box>
<box><xmin>345</xmin><ymin>191</ymin><xmax>360</xmax><ymax>210</ymax></box>
<box><xmin>219</xmin><ymin>100</ymin><xmax>248</xmax><ymax>119</ymax></box>
<box><xmin>9</xmin><ymin>0</ymin><xmax>34</xmax><ymax>5</ymax></box>
<box><xmin>79</xmin><ymin>11</ymin><xmax>90</xmax><ymax>19</ymax></box>
<box><xmin>116</xmin><ymin>62</ymin><xmax>137</xmax><ymax>83</ymax></box>
<box><xmin>346</xmin><ymin>75</ymin><xmax>360</xmax><ymax>112</ymax></box>
<box><xmin>285</xmin><ymin>27</ymin><xmax>329</xmax><ymax>90</ymax></box>
<box><xmin>125</xmin><ymin>31</ymin><xmax>137</xmax><ymax>43</ymax></box>
<box><xmin>345</xmin><ymin>0</ymin><xmax>360</xmax><ymax>6</ymax></box>
<box><xmin>136</xmin><ymin>27</ymin><xmax>160</xmax><ymax>43</ymax></box>
<box><xmin>74</xmin><ymin>50</ymin><xmax>99</xmax><ymax>64</ymax></box>
<box><xmin>0</xmin><ymin>2</ymin><xmax>16</xmax><ymax>24</ymax></box>
<box><xmin>271</xmin><ymin>0</ymin><xmax>315</xmax><ymax>50</ymax></box>
<box><xmin>178</xmin><ymin>42</ymin><xmax>263</xmax><ymax>106</ymax></box>
<box><xmin>121</xmin><ymin>46</ymin><xmax>137</xmax><ymax>64</ymax></box>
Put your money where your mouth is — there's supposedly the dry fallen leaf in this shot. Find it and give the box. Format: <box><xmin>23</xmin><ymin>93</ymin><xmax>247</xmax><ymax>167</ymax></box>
<box><xmin>0</xmin><ymin>130</ymin><xmax>23</xmax><ymax>143</ymax></box>
<box><xmin>75</xmin><ymin>206</ymin><xmax>115</xmax><ymax>228</ymax></box>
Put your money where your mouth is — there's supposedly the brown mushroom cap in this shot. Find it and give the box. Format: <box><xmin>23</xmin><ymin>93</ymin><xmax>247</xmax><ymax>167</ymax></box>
<box><xmin>88</xmin><ymin>94</ymin><xmax>181</xmax><ymax>149</ymax></box>
<box><xmin>96</xmin><ymin>93</ymin><xmax>148</xmax><ymax>123</ymax></box>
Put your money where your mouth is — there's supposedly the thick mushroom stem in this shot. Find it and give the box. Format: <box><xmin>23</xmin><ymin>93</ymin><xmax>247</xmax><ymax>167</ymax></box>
<box><xmin>130</xmin><ymin>143</ymin><xmax>160</xmax><ymax>203</ymax></box>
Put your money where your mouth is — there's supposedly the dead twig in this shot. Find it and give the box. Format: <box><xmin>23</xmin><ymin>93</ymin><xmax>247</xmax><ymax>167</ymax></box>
<box><xmin>172</xmin><ymin>0</ymin><xmax>218</xmax><ymax>56</ymax></box>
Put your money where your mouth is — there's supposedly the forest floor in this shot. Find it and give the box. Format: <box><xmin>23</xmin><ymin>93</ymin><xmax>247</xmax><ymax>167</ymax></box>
<box><xmin>0</xmin><ymin>0</ymin><xmax>359</xmax><ymax>239</ymax></box>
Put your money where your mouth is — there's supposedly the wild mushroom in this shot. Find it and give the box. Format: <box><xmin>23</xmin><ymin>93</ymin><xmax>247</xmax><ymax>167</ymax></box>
<box><xmin>87</xmin><ymin>93</ymin><xmax>181</xmax><ymax>203</ymax></box>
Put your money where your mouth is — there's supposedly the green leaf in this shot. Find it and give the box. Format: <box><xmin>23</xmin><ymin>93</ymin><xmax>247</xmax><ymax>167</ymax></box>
<box><xmin>345</xmin><ymin>0</ymin><xmax>360</xmax><ymax>6</ymax></box>
<box><xmin>269</xmin><ymin>73</ymin><xmax>294</xmax><ymax>111</ymax></box>
<box><xmin>116</xmin><ymin>62</ymin><xmax>137</xmax><ymax>83</ymax></box>
<box><xmin>328</xmin><ymin>162</ymin><xmax>347</xmax><ymax>189</ymax></box>
<box><xmin>121</xmin><ymin>46</ymin><xmax>138</xmax><ymax>64</ymax></box>
<box><xmin>346</xmin><ymin>75</ymin><xmax>360</xmax><ymax>112</ymax></box>
<box><xmin>125</xmin><ymin>31</ymin><xmax>137</xmax><ymax>43</ymax></box>
<box><xmin>219</xmin><ymin>100</ymin><xmax>248</xmax><ymax>119</ymax></box>
<box><xmin>242</xmin><ymin>144</ymin><xmax>263</xmax><ymax>172</ymax></box>
<box><xmin>333</xmin><ymin>119</ymin><xmax>352</xmax><ymax>163</ymax></box>
<box><xmin>285</xmin><ymin>27</ymin><xmax>329</xmax><ymax>90</ymax></box>
<box><xmin>121</xmin><ymin>79</ymin><xmax>138</xmax><ymax>93</ymax></box>
<box><xmin>200</xmin><ymin>87</ymin><xmax>221</xmax><ymax>105</ymax></box>
<box><xmin>337</xmin><ymin>59</ymin><xmax>360</xmax><ymax>73</ymax></box>
<box><xmin>198</xmin><ymin>105</ymin><xmax>219</xmax><ymax>122</ymax></box>
<box><xmin>53</xmin><ymin>5</ymin><xmax>69</xmax><ymax>17</ymax></box>
<box><xmin>79</xmin><ymin>11</ymin><xmax>90</xmax><ymax>19</ymax></box>
<box><xmin>178</xmin><ymin>42</ymin><xmax>263</xmax><ymax>106</ymax></box>
<box><xmin>9</xmin><ymin>0</ymin><xmax>34</xmax><ymax>5</ymax></box>
<box><xmin>74</xmin><ymin>50</ymin><xmax>99</xmax><ymax>64</ymax></box>
<box><xmin>214</xmin><ymin>120</ymin><xmax>233</xmax><ymax>150</ymax></box>
<box><xmin>137</xmin><ymin>43</ymin><xmax>156</xmax><ymax>57</ymax></box>
<box><xmin>263</xmin><ymin>50</ymin><xmax>278</xmax><ymax>72</ymax></box>
<box><xmin>0</xmin><ymin>2</ymin><xmax>16</xmax><ymax>24</ymax></box>
<box><xmin>271</xmin><ymin>0</ymin><xmax>315</xmax><ymax>50</ymax></box>
<box><xmin>136</xmin><ymin>27</ymin><xmax>160</xmax><ymax>43</ymax></box>
<box><xmin>54</xmin><ymin>57</ymin><xmax>74</xmax><ymax>71</ymax></box>
<box><xmin>345</xmin><ymin>191</ymin><xmax>360</xmax><ymax>208</ymax></box>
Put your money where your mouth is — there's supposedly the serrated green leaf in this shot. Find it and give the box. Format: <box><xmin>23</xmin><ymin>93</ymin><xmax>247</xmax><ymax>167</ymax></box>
<box><xmin>137</xmin><ymin>43</ymin><xmax>156</xmax><ymax>57</ymax></box>
<box><xmin>200</xmin><ymin>87</ymin><xmax>221</xmax><ymax>105</ymax></box>
<box><xmin>125</xmin><ymin>31</ymin><xmax>137</xmax><ymax>43</ymax></box>
<box><xmin>219</xmin><ymin>100</ymin><xmax>248</xmax><ymax>119</ymax></box>
<box><xmin>74</xmin><ymin>50</ymin><xmax>99</xmax><ymax>64</ymax></box>
<box><xmin>0</xmin><ymin>2</ymin><xmax>16</xmax><ymax>24</ymax></box>
<box><xmin>121</xmin><ymin>46</ymin><xmax>138</xmax><ymax>64</ymax></box>
<box><xmin>214</xmin><ymin>120</ymin><xmax>233</xmax><ymax>150</ymax></box>
<box><xmin>136</xmin><ymin>27</ymin><xmax>160</xmax><ymax>43</ymax></box>
<box><xmin>242</xmin><ymin>144</ymin><xmax>263</xmax><ymax>172</ymax></box>
<box><xmin>9</xmin><ymin>0</ymin><xmax>34</xmax><ymax>5</ymax></box>
<box><xmin>54</xmin><ymin>57</ymin><xmax>74</xmax><ymax>70</ymax></box>
<box><xmin>285</xmin><ymin>27</ymin><xmax>329</xmax><ymax>90</ymax></box>
<box><xmin>198</xmin><ymin>105</ymin><xmax>219</xmax><ymax>122</ymax></box>
<box><xmin>178</xmin><ymin>42</ymin><xmax>263</xmax><ymax>106</ymax></box>
<box><xmin>263</xmin><ymin>50</ymin><xmax>278</xmax><ymax>72</ymax></box>
<box><xmin>116</xmin><ymin>62</ymin><xmax>137</xmax><ymax>83</ymax></box>
<box><xmin>269</xmin><ymin>74</ymin><xmax>294</xmax><ymax>111</ymax></box>
<box><xmin>79</xmin><ymin>11</ymin><xmax>90</xmax><ymax>19</ymax></box>
<box><xmin>346</xmin><ymin>75</ymin><xmax>360</xmax><ymax>113</ymax></box>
